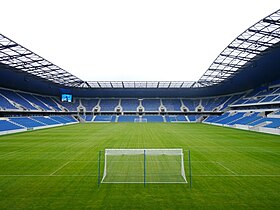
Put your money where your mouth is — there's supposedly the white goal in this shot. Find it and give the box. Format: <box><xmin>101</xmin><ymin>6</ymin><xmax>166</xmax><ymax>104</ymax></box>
<box><xmin>99</xmin><ymin>148</ymin><xmax>188</xmax><ymax>184</ymax></box>
<box><xmin>134</xmin><ymin>118</ymin><xmax>147</xmax><ymax>123</ymax></box>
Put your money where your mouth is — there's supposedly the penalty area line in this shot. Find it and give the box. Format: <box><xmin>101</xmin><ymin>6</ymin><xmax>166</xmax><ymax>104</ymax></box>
<box><xmin>50</xmin><ymin>161</ymin><xmax>70</xmax><ymax>176</ymax></box>
<box><xmin>194</xmin><ymin>174</ymin><xmax>280</xmax><ymax>177</ymax></box>
<box><xmin>215</xmin><ymin>161</ymin><xmax>237</xmax><ymax>175</ymax></box>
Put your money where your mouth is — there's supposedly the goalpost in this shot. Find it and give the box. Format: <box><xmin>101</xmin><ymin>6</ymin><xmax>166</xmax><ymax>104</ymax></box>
<box><xmin>134</xmin><ymin>118</ymin><xmax>147</xmax><ymax>123</ymax></box>
<box><xmin>98</xmin><ymin>149</ymin><xmax>190</xmax><ymax>185</ymax></box>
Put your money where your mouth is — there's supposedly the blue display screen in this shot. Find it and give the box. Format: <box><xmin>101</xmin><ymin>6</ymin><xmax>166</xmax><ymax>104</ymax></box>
<box><xmin>61</xmin><ymin>94</ymin><xmax>73</xmax><ymax>102</ymax></box>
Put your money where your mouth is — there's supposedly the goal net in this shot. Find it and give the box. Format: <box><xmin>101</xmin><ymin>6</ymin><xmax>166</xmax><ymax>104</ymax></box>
<box><xmin>100</xmin><ymin>149</ymin><xmax>188</xmax><ymax>184</ymax></box>
<box><xmin>134</xmin><ymin>118</ymin><xmax>147</xmax><ymax>123</ymax></box>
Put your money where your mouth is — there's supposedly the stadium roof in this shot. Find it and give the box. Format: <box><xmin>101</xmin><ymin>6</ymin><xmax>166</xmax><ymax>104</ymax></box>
<box><xmin>198</xmin><ymin>9</ymin><xmax>280</xmax><ymax>87</ymax></box>
<box><xmin>0</xmin><ymin>34</ymin><xmax>85</xmax><ymax>88</ymax></box>
<box><xmin>0</xmin><ymin>9</ymin><xmax>280</xmax><ymax>89</ymax></box>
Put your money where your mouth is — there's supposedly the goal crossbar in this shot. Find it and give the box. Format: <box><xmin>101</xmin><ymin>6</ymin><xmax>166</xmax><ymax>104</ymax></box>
<box><xmin>100</xmin><ymin>148</ymin><xmax>188</xmax><ymax>184</ymax></box>
<box><xmin>105</xmin><ymin>148</ymin><xmax>183</xmax><ymax>156</ymax></box>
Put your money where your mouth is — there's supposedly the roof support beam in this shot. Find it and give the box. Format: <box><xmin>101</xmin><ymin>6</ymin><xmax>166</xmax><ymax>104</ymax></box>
<box><xmin>0</xmin><ymin>44</ymin><xmax>18</xmax><ymax>50</ymax></box>
<box><xmin>227</xmin><ymin>45</ymin><xmax>262</xmax><ymax>54</ymax></box>
<box><xmin>263</xmin><ymin>18</ymin><xmax>280</xmax><ymax>26</ymax></box>
<box><xmin>248</xmin><ymin>28</ymin><xmax>280</xmax><ymax>39</ymax></box>
<box><xmin>236</xmin><ymin>38</ymin><xmax>272</xmax><ymax>47</ymax></box>
<box><xmin>220</xmin><ymin>53</ymin><xmax>251</xmax><ymax>62</ymax></box>
<box><xmin>213</xmin><ymin>61</ymin><xmax>243</xmax><ymax>68</ymax></box>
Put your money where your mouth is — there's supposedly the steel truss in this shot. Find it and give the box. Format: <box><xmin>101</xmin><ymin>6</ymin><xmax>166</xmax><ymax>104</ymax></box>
<box><xmin>198</xmin><ymin>9</ymin><xmax>280</xmax><ymax>87</ymax></box>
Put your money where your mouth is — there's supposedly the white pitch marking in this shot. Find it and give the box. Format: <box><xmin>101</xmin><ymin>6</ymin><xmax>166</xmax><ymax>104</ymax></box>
<box><xmin>215</xmin><ymin>161</ymin><xmax>237</xmax><ymax>175</ymax></box>
<box><xmin>0</xmin><ymin>174</ymin><xmax>96</xmax><ymax>177</ymax></box>
<box><xmin>50</xmin><ymin>161</ymin><xmax>70</xmax><ymax>176</ymax></box>
<box><xmin>0</xmin><ymin>174</ymin><xmax>279</xmax><ymax>177</ymax></box>
<box><xmin>194</xmin><ymin>174</ymin><xmax>280</xmax><ymax>177</ymax></box>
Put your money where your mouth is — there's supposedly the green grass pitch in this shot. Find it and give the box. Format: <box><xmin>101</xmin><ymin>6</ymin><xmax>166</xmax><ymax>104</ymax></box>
<box><xmin>0</xmin><ymin>123</ymin><xmax>279</xmax><ymax>209</ymax></box>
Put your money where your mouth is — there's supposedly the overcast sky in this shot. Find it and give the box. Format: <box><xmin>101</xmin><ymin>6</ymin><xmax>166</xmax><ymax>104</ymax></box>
<box><xmin>1</xmin><ymin>0</ymin><xmax>279</xmax><ymax>81</ymax></box>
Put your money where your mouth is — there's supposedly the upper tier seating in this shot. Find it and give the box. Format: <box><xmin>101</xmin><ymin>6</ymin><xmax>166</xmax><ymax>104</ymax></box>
<box><xmin>162</xmin><ymin>99</ymin><xmax>181</xmax><ymax>111</ymax></box>
<box><xmin>99</xmin><ymin>99</ymin><xmax>119</xmax><ymax>111</ymax></box>
<box><xmin>35</xmin><ymin>95</ymin><xmax>62</xmax><ymax>111</ymax></box>
<box><xmin>0</xmin><ymin>89</ymin><xmax>37</xmax><ymax>110</ymax></box>
<box><xmin>19</xmin><ymin>92</ymin><xmax>52</xmax><ymax>111</ymax></box>
<box><xmin>142</xmin><ymin>99</ymin><xmax>160</xmax><ymax>111</ymax></box>
<box><xmin>59</xmin><ymin>100</ymin><xmax>80</xmax><ymax>111</ymax></box>
<box><xmin>182</xmin><ymin>99</ymin><xmax>200</xmax><ymax>111</ymax></box>
<box><xmin>221</xmin><ymin>94</ymin><xmax>243</xmax><ymax>110</ymax></box>
<box><xmin>202</xmin><ymin>96</ymin><xmax>231</xmax><ymax>111</ymax></box>
<box><xmin>81</xmin><ymin>99</ymin><xmax>99</xmax><ymax>112</ymax></box>
<box><xmin>121</xmin><ymin>99</ymin><xmax>139</xmax><ymax>111</ymax></box>
<box><xmin>0</xmin><ymin>94</ymin><xmax>17</xmax><ymax>110</ymax></box>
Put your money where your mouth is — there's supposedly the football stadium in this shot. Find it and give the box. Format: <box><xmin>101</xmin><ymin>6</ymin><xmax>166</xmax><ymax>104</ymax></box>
<box><xmin>0</xmin><ymin>6</ymin><xmax>280</xmax><ymax>210</ymax></box>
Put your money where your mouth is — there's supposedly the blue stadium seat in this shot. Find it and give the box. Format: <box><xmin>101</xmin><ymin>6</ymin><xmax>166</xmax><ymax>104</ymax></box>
<box><xmin>100</xmin><ymin>99</ymin><xmax>119</xmax><ymax>111</ymax></box>
<box><xmin>144</xmin><ymin>115</ymin><xmax>164</xmax><ymax>122</ymax></box>
<box><xmin>0</xmin><ymin>89</ymin><xmax>37</xmax><ymax>110</ymax></box>
<box><xmin>0</xmin><ymin>120</ymin><xmax>23</xmax><ymax>131</ymax></box>
<box><xmin>31</xmin><ymin>116</ymin><xmax>60</xmax><ymax>125</ymax></box>
<box><xmin>142</xmin><ymin>99</ymin><xmax>160</xmax><ymax>112</ymax></box>
<box><xmin>94</xmin><ymin>115</ymin><xmax>114</xmax><ymax>122</ymax></box>
<box><xmin>19</xmin><ymin>93</ymin><xmax>52</xmax><ymax>111</ymax></box>
<box><xmin>0</xmin><ymin>94</ymin><xmax>18</xmax><ymax>110</ymax></box>
<box><xmin>118</xmin><ymin>115</ymin><xmax>138</xmax><ymax>122</ymax></box>
<box><xmin>36</xmin><ymin>95</ymin><xmax>62</xmax><ymax>111</ymax></box>
<box><xmin>81</xmin><ymin>99</ymin><xmax>99</xmax><ymax>112</ymax></box>
<box><xmin>121</xmin><ymin>99</ymin><xmax>139</xmax><ymax>111</ymax></box>
<box><xmin>182</xmin><ymin>99</ymin><xmax>199</xmax><ymax>111</ymax></box>
<box><xmin>162</xmin><ymin>99</ymin><xmax>181</xmax><ymax>111</ymax></box>
<box><xmin>9</xmin><ymin>117</ymin><xmax>45</xmax><ymax>128</ymax></box>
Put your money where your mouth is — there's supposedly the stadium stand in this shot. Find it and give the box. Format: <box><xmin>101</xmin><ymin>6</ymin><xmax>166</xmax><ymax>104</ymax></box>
<box><xmin>0</xmin><ymin>94</ymin><xmax>18</xmax><ymax>110</ymax></box>
<box><xmin>0</xmin><ymin>119</ymin><xmax>23</xmax><ymax>131</ymax></box>
<box><xmin>9</xmin><ymin>117</ymin><xmax>45</xmax><ymax>128</ymax></box>
<box><xmin>142</xmin><ymin>99</ymin><xmax>161</xmax><ymax>112</ymax></box>
<box><xmin>162</xmin><ymin>99</ymin><xmax>182</xmax><ymax>111</ymax></box>
<box><xmin>182</xmin><ymin>99</ymin><xmax>200</xmax><ymax>111</ymax></box>
<box><xmin>121</xmin><ymin>99</ymin><xmax>139</xmax><ymax>112</ymax></box>
<box><xmin>31</xmin><ymin>116</ymin><xmax>61</xmax><ymax>125</ymax></box>
<box><xmin>18</xmin><ymin>92</ymin><xmax>52</xmax><ymax>111</ymax></box>
<box><xmin>144</xmin><ymin>115</ymin><xmax>164</xmax><ymax>122</ymax></box>
<box><xmin>99</xmin><ymin>99</ymin><xmax>119</xmax><ymax>112</ymax></box>
<box><xmin>201</xmin><ymin>96</ymin><xmax>231</xmax><ymax>111</ymax></box>
<box><xmin>118</xmin><ymin>115</ymin><xmax>138</xmax><ymax>122</ymax></box>
<box><xmin>0</xmin><ymin>89</ymin><xmax>37</xmax><ymax>111</ymax></box>
<box><xmin>59</xmin><ymin>100</ymin><xmax>80</xmax><ymax>112</ymax></box>
<box><xmin>166</xmin><ymin>115</ymin><xmax>187</xmax><ymax>122</ymax></box>
<box><xmin>94</xmin><ymin>115</ymin><xmax>115</xmax><ymax>122</ymax></box>
<box><xmin>81</xmin><ymin>99</ymin><xmax>99</xmax><ymax>112</ymax></box>
<box><xmin>83</xmin><ymin>114</ymin><xmax>94</xmax><ymax>122</ymax></box>
<box><xmin>35</xmin><ymin>95</ymin><xmax>62</xmax><ymax>111</ymax></box>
